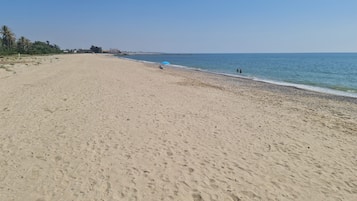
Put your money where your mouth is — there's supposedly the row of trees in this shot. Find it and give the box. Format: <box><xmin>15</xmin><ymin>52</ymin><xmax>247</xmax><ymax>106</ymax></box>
<box><xmin>0</xmin><ymin>25</ymin><xmax>62</xmax><ymax>55</ymax></box>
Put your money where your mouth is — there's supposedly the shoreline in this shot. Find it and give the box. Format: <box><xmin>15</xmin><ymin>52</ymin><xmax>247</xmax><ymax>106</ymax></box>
<box><xmin>120</xmin><ymin>56</ymin><xmax>357</xmax><ymax>100</ymax></box>
<box><xmin>1</xmin><ymin>54</ymin><xmax>356</xmax><ymax>200</ymax></box>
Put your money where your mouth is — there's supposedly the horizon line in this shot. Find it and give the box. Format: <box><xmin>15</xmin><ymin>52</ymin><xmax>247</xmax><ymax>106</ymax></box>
<box><xmin>120</xmin><ymin>51</ymin><xmax>357</xmax><ymax>54</ymax></box>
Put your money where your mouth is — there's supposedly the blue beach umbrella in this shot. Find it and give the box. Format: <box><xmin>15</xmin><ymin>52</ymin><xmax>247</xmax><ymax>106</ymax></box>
<box><xmin>161</xmin><ymin>61</ymin><xmax>170</xmax><ymax>65</ymax></box>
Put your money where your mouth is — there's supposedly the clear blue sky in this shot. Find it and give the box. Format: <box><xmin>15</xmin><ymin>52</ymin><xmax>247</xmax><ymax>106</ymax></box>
<box><xmin>1</xmin><ymin>0</ymin><xmax>356</xmax><ymax>53</ymax></box>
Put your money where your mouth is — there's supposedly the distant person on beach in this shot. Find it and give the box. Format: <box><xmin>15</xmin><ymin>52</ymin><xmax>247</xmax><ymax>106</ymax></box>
<box><xmin>159</xmin><ymin>65</ymin><xmax>164</xmax><ymax>69</ymax></box>
<box><xmin>236</xmin><ymin>68</ymin><xmax>242</xmax><ymax>73</ymax></box>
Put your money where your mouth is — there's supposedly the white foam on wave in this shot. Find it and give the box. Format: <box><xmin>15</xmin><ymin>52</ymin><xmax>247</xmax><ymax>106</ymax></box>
<box><xmin>252</xmin><ymin>78</ymin><xmax>357</xmax><ymax>98</ymax></box>
<box><xmin>120</xmin><ymin>57</ymin><xmax>158</xmax><ymax>65</ymax></box>
<box><xmin>169</xmin><ymin>64</ymin><xmax>205</xmax><ymax>71</ymax></box>
<box><xmin>216</xmin><ymin>71</ymin><xmax>357</xmax><ymax>98</ymax></box>
<box><xmin>192</xmin><ymin>68</ymin><xmax>357</xmax><ymax>99</ymax></box>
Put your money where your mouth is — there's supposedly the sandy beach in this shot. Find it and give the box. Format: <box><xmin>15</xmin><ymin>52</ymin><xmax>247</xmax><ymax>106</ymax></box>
<box><xmin>0</xmin><ymin>54</ymin><xmax>356</xmax><ymax>201</ymax></box>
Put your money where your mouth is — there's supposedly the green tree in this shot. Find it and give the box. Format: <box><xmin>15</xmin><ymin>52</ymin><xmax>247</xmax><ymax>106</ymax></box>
<box><xmin>1</xmin><ymin>25</ymin><xmax>62</xmax><ymax>55</ymax></box>
<box><xmin>17</xmin><ymin>36</ymin><xmax>31</xmax><ymax>54</ymax></box>
<box><xmin>0</xmin><ymin>25</ymin><xmax>16</xmax><ymax>51</ymax></box>
<box><xmin>28</xmin><ymin>41</ymin><xmax>61</xmax><ymax>54</ymax></box>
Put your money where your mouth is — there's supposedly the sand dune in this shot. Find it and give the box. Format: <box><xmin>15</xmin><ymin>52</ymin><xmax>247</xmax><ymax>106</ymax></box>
<box><xmin>0</xmin><ymin>54</ymin><xmax>356</xmax><ymax>201</ymax></box>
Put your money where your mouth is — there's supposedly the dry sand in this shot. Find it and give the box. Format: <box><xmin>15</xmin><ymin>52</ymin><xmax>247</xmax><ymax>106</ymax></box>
<box><xmin>0</xmin><ymin>54</ymin><xmax>356</xmax><ymax>201</ymax></box>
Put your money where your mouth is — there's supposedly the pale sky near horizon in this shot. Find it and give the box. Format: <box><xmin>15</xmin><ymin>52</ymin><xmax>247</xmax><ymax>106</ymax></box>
<box><xmin>1</xmin><ymin>0</ymin><xmax>356</xmax><ymax>53</ymax></box>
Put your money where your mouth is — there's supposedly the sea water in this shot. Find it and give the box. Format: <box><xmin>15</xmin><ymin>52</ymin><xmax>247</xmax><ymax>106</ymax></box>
<box><xmin>120</xmin><ymin>53</ymin><xmax>357</xmax><ymax>98</ymax></box>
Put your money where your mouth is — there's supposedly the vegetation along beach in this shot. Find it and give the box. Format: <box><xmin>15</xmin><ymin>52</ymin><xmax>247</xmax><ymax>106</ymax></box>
<box><xmin>1</xmin><ymin>1</ymin><xmax>357</xmax><ymax>201</ymax></box>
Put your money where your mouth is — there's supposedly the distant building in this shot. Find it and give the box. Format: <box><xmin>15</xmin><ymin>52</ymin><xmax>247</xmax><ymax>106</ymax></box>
<box><xmin>90</xmin><ymin>45</ymin><xmax>102</xmax><ymax>53</ymax></box>
<box><xmin>77</xmin><ymin>49</ymin><xmax>93</xmax><ymax>53</ymax></box>
<box><xmin>108</xmin><ymin>49</ymin><xmax>121</xmax><ymax>54</ymax></box>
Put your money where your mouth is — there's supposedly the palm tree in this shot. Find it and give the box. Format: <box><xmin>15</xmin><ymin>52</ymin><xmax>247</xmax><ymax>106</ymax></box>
<box><xmin>1</xmin><ymin>25</ymin><xmax>16</xmax><ymax>50</ymax></box>
<box><xmin>17</xmin><ymin>36</ymin><xmax>31</xmax><ymax>53</ymax></box>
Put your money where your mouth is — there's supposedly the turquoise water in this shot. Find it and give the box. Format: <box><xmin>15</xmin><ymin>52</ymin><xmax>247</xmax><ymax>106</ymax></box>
<box><xmin>121</xmin><ymin>53</ymin><xmax>357</xmax><ymax>98</ymax></box>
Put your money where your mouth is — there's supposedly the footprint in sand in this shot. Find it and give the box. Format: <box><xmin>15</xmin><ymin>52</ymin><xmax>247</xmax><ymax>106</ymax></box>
<box><xmin>28</xmin><ymin>166</ymin><xmax>41</xmax><ymax>180</ymax></box>
<box><xmin>192</xmin><ymin>193</ymin><xmax>204</xmax><ymax>201</ymax></box>
<box><xmin>0</xmin><ymin>169</ymin><xmax>7</xmax><ymax>181</ymax></box>
<box><xmin>229</xmin><ymin>194</ymin><xmax>241</xmax><ymax>201</ymax></box>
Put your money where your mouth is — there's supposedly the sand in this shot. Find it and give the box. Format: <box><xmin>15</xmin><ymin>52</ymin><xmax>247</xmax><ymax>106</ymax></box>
<box><xmin>0</xmin><ymin>54</ymin><xmax>356</xmax><ymax>201</ymax></box>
